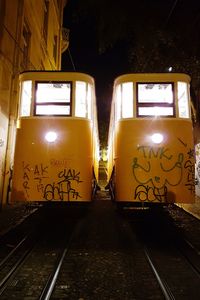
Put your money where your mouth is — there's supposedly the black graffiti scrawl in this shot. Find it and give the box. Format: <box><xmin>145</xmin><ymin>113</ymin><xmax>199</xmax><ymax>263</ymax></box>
<box><xmin>22</xmin><ymin>162</ymin><xmax>49</xmax><ymax>198</ymax></box>
<box><xmin>21</xmin><ymin>161</ymin><xmax>83</xmax><ymax>201</ymax></box>
<box><xmin>22</xmin><ymin>162</ymin><xmax>31</xmax><ymax>198</ymax></box>
<box><xmin>43</xmin><ymin>168</ymin><xmax>83</xmax><ymax>201</ymax></box>
<box><xmin>184</xmin><ymin>148</ymin><xmax>195</xmax><ymax>194</ymax></box>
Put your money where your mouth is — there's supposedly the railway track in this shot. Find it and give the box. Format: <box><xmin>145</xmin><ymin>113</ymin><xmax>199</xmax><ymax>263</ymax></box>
<box><xmin>0</xmin><ymin>199</ymin><xmax>200</xmax><ymax>299</ymax></box>
<box><xmin>143</xmin><ymin>239</ymin><xmax>200</xmax><ymax>300</ymax></box>
<box><xmin>128</xmin><ymin>206</ymin><xmax>200</xmax><ymax>299</ymax></box>
<box><xmin>0</xmin><ymin>205</ymin><xmax>87</xmax><ymax>299</ymax></box>
<box><xmin>0</xmin><ymin>234</ymin><xmax>37</xmax><ymax>296</ymax></box>
<box><xmin>144</xmin><ymin>247</ymin><xmax>175</xmax><ymax>300</ymax></box>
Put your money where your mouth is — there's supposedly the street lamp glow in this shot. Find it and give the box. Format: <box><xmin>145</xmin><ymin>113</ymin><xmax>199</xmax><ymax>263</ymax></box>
<box><xmin>45</xmin><ymin>131</ymin><xmax>57</xmax><ymax>143</ymax></box>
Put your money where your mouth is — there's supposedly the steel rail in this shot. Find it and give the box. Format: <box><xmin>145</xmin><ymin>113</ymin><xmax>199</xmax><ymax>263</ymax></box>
<box><xmin>176</xmin><ymin>237</ymin><xmax>200</xmax><ymax>277</ymax></box>
<box><xmin>144</xmin><ymin>247</ymin><xmax>175</xmax><ymax>300</ymax></box>
<box><xmin>39</xmin><ymin>246</ymin><xmax>69</xmax><ymax>300</ymax></box>
<box><xmin>0</xmin><ymin>236</ymin><xmax>27</xmax><ymax>268</ymax></box>
<box><xmin>0</xmin><ymin>245</ymin><xmax>33</xmax><ymax>295</ymax></box>
<box><xmin>39</xmin><ymin>214</ymin><xmax>86</xmax><ymax>300</ymax></box>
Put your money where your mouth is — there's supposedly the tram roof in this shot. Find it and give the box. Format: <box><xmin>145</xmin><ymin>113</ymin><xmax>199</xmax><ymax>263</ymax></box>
<box><xmin>19</xmin><ymin>71</ymin><xmax>95</xmax><ymax>84</ymax></box>
<box><xmin>113</xmin><ymin>73</ymin><xmax>191</xmax><ymax>86</ymax></box>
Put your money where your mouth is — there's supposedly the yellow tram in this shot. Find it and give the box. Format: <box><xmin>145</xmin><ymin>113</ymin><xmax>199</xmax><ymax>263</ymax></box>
<box><xmin>107</xmin><ymin>73</ymin><xmax>195</xmax><ymax>205</ymax></box>
<box><xmin>11</xmin><ymin>71</ymin><xmax>99</xmax><ymax>203</ymax></box>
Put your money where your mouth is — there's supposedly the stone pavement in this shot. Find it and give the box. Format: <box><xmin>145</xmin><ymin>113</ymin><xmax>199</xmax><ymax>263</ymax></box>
<box><xmin>178</xmin><ymin>195</ymin><xmax>200</xmax><ymax>220</ymax></box>
<box><xmin>0</xmin><ymin>198</ymin><xmax>200</xmax><ymax>238</ymax></box>
<box><xmin>0</xmin><ymin>203</ymin><xmax>37</xmax><ymax>236</ymax></box>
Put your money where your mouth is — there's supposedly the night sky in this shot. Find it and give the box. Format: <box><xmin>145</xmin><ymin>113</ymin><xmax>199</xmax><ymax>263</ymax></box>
<box><xmin>62</xmin><ymin>0</ymin><xmax>200</xmax><ymax>144</ymax></box>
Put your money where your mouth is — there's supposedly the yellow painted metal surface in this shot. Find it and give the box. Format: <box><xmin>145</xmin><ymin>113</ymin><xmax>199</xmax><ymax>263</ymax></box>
<box><xmin>114</xmin><ymin>118</ymin><xmax>195</xmax><ymax>203</ymax></box>
<box><xmin>11</xmin><ymin>118</ymin><xmax>95</xmax><ymax>202</ymax></box>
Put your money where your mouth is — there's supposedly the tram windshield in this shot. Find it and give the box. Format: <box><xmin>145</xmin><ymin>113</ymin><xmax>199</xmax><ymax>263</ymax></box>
<box><xmin>114</xmin><ymin>75</ymin><xmax>191</xmax><ymax>120</ymax></box>
<box><xmin>20</xmin><ymin>80</ymin><xmax>32</xmax><ymax>116</ymax></box>
<box><xmin>35</xmin><ymin>81</ymin><xmax>72</xmax><ymax>116</ymax></box>
<box><xmin>137</xmin><ymin>83</ymin><xmax>173</xmax><ymax>103</ymax></box>
<box><xmin>75</xmin><ymin>81</ymin><xmax>92</xmax><ymax>118</ymax></box>
<box><xmin>137</xmin><ymin>82</ymin><xmax>174</xmax><ymax>117</ymax></box>
<box><xmin>116</xmin><ymin>82</ymin><xmax>133</xmax><ymax>120</ymax></box>
<box><xmin>177</xmin><ymin>81</ymin><xmax>189</xmax><ymax>118</ymax></box>
<box><xmin>19</xmin><ymin>78</ymin><xmax>93</xmax><ymax>118</ymax></box>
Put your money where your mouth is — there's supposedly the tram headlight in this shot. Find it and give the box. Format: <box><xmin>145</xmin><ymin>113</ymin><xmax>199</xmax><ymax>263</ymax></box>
<box><xmin>45</xmin><ymin>131</ymin><xmax>57</xmax><ymax>143</ymax></box>
<box><xmin>151</xmin><ymin>133</ymin><xmax>163</xmax><ymax>144</ymax></box>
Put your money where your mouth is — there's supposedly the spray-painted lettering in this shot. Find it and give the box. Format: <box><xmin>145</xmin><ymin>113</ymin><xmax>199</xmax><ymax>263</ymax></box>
<box><xmin>184</xmin><ymin>148</ymin><xmax>195</xmax><ymax>194</ymax></box>
<box><xmin>135</xmin><ymin>184</ymin><xmax>167</xmax><ymax>202</ymax></box>
<box><xmin>43</xmin><ymin>168</ymin><xmax>82</xmax><ymax>201</ymax></box>
<box><xmin>22</xmin><ymin>162</ymin><xmax>31</xmax><ymax>197</ymax></box>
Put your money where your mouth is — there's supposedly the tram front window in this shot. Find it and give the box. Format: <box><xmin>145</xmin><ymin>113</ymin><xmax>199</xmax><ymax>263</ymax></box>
<box><xmin>138</xmin><ymin>106</ymin><xmax>174</xmax><ymax>116</ymax></box>
<box><xmin>35</xmin><ymin>82</ymin><xmax>72</xmax><ymax>116</ymax></box>
<box><xmin>115</xmin><ymin>82</ymin><xmax>133</xmax><ymax>120</ymax></box>
<box><xmin>75</xmin><ymin>81</ymin><xmax>92</xmax><ymax>118</ymax></box>
<box><xmin>122</xmin><ymin>82</ymin><xmax>133</xmax><ymax>118</ymax></box>
<box><xmin>20</xmin><ymin>80</ymin><xmax>32</xmax><ymax>116</ymax></box>
<box><xmin>137</xmin><ymin>82</ymin><xmax>175</xmax><ymax>117</ymax></box>
<box><xmin>138</xmin><ymin>83</ymin><xmax>173</xmax><ymax>103</ymax></box>
<box><xmin>178</xmin><ymin>81</ymin><xmax>189</xmax><ymax>118</ymax></box>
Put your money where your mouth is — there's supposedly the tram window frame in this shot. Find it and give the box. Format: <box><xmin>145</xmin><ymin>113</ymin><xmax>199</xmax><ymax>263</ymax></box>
<box><xmin>115</xmin><ymin>85</ymin><xmax>122</xmax><ymax>121</ymax></box>
<box><xmin>122</xmin><ymin>82</ymin><xmax>133</xmax><ymax>118</ymax></box>
<box><xmin>177</xmin><ymin>81</ymin><xmax>190</xmax><ymax>118</ymax></box>
<box><xmin>115</xmin><ymin>82</ymin><xmax>134</xmax><ymax>120</ymax></box>
<box><xmin>34</xmin><ymin>81</ymin><xmax>72</xmax><ymax>116</ymax></box>
<box><xmin>136</xmin><ymin>82</ymin><xmax>175</xmax><ymax>117</ymax></box>
<box><xmin>75</xmin><ymin>81</ymin><xmax>92</xmax><ymax>119</ymax></box>
<box><xmin>20</xmin><ymin>80</ymin><xmax>32</xmax><ymax>117</ymax></box>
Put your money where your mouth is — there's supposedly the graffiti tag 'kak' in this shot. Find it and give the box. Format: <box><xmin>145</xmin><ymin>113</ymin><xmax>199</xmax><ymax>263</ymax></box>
<box><xmin>43</xmin><ymin>169</ymin><xmax>83</xmax><ymax>201</ymax></box>
<box><xmin>22</xmin><ymin>161</ymin><xmax>83</xmax><ymax>201</ymax></box>
<box><xmin>22</xmin><ymin>162</ymin><xmax>49</xmax><ymax>198</ymax></box>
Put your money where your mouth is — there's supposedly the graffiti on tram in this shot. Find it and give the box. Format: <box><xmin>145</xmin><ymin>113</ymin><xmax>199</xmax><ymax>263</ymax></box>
<box><xmin>21</xmin><ymin>161</ymin><xmax>83</xmax><ymax>200</ymax></box>
<box><xmin>132</xmin><ymin>139</ymin><xmax>195</xmax><ymax>202</ymax></box>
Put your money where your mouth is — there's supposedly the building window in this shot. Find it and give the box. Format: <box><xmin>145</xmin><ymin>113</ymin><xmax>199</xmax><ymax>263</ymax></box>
<box><xmin>57</xmin><ymin>0</ymin><xmax>61</xmax><ymax>11</ymax></box>
<box><xmin>34</xmin><ymin>81</ymin><xmax>72</xmax><ymax>116</ymax></box>
<box><xmin>21</xmin><ymin>21</ymin><xmax>31</xmax><ymax>70</ymax></box>
<box><xmin>40</xmin><ymin>60</ymin><xmax>45</xmax><ymax>70</ymax></box>
<box><xmin>0</xmin><ymin>0</ymin><xmax>5</xmax><ymax>44</ymax></box>
<box><xmin>43</xmin><ymin>0</ymin><xmax>49</xmax><ymax>43</ymax></box>
<box><xmin>53</xmin><ymin>35</ymin><xmax>58</xmax><ymax>64</ymax></box>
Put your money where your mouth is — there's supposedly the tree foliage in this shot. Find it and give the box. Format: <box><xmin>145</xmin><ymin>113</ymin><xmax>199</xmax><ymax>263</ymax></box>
<box><xmin>68</xmin><ymin>0</ymin><xmax>200</xmax><ymax>134</ymax></box>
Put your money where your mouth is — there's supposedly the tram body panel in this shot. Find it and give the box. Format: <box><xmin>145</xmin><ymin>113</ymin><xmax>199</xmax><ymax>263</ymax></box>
<box><xmin>11</xmin><ymin>71</ymin><xmax>99</xmax><ymax>203</ymax></box>
<box><xmin>107</xmin><ymin>73</ymin><xmax>195</xmax><ymax>205</ymax></box>
<box><xmin>114</xmin><ymin>119</ymin><xmax>194</xmax><ymax>203</ymax></box>
<box><xmin>12</xmin><ymin>118</ymin><xmax>94</xmax><ymax>202</ymax></box>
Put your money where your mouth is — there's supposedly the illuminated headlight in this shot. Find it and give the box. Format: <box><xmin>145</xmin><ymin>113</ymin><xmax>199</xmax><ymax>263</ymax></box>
<box><xmin>45</xmin><ymin>131</ymin><xmax>57</xmax><ymax>143</ymax></box>
<box><xmin>151</xmin><ymin>133</ymin><xmax>163</xmax><ymax>144</ymax></box>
